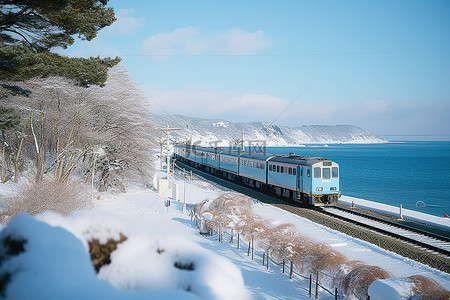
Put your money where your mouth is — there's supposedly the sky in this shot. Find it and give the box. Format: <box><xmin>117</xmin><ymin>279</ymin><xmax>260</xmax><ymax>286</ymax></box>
<box><xmin>61</xmin><ymin>0</ymin><xmax>450</xmax><ymax>141</ymax></box>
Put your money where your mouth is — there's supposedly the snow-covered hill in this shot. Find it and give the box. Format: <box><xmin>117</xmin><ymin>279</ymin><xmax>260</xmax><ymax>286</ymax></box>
<box><xmin>152</xmin><ymin>115</ymin><xmax>387</xmax><ymax>146</ymax></box>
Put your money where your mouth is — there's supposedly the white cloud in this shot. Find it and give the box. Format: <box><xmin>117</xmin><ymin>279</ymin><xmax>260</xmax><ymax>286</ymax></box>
<box><xmin>141</xmin><ymin>27</ymin><xmax>203</xmax><ymax>58</ymax></box>
<box><xmin>141</xmin><ymin>27</ymin><xmax>271</xmax><ymax>59</ymax></box>
<box><xmin>225</xmin><ymin>28</ymin><xmax>271</xmax><ymax>55</ymax></box>
<box><xmin>106</xmin><ymin>9</ymin><xmax>146</xmax><ymax>35</ymax></box>
<box><xmin>144</xmin><ymin>88</ymin><xmax>287</xmax><ymax>122</ymax></box>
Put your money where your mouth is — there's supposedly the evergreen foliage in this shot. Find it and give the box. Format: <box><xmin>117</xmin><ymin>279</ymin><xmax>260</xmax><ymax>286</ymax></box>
<box><xmin>0</xmin><ymin>0</ymin><xmax>120</xmax><ymax>86</ymax></box>
<box><xmin>0</xmin><ymin>107</ymin><xmax>19</xmax><ymax>131</ymax></box>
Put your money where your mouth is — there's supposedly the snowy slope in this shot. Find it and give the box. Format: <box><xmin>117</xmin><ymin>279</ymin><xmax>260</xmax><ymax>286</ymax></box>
<box><xmin>1</xmin><ymin>175</ymin><xmax>448</xmax><ymax>299</ymax></box>
<box><xmin>152</xmin><ymin>114</ymin><xmax>387</xmax><ymax>146</ymax></box>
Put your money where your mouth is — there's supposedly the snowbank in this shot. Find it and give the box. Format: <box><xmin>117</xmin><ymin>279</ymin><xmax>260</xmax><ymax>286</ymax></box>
<box><xmin>0</xmin><ymin>212</ymin><xmax>250</xmax><ymax>300</ymax></box>
<box><xmin>368</xmin><ymin>278</ymin><xmax>413</xmax><ymax>300</ymax></box>
<box><xmin>369</xmin><ymin>276</ymin><xmax>450</xmax><ymax>300</ymax></box>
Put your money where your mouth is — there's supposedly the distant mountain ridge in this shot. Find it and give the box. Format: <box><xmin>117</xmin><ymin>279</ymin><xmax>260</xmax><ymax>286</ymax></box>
<box><xmin>152</xmin><ymin>114</ymin><xmax>388</xmax><ymax>146</ymax></box>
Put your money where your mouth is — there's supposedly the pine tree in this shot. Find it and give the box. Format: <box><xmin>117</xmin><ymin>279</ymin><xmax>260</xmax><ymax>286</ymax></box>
<box><xmin>0</xmin><ymin>0</ymin><xmax>121</xmax><ymax>87</ymax></box>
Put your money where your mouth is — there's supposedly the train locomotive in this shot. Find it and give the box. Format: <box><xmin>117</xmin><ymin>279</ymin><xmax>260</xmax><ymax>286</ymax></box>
<box><xmin>174</xmin><ymin>144</ymin><xmax>340</xmax><ymax>206</ymax></box>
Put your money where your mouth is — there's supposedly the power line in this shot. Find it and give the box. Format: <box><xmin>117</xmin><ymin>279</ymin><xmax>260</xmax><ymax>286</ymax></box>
<box><xmin>121</xmin><ymin>49</ymin><xmax>450</xmax><ymax>58</ymax></box>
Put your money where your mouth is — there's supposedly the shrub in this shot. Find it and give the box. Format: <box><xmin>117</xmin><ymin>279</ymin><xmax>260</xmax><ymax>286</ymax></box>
<box><xmin>1</xmin><ymin>175</ymin><xmax>89</xmax><ymax>222</ymax></box>
<box><xmin>407</xmin><ymin>275</ymin><xmax>450</xmax><ymax>300</ymax></box>
<box><xmin>266</xmin><ymin>223</ymin><xmax>298</xmax><ymax>261</ymax></box>
<box><xmin>342</xmin><ymin>265</ymin><xmax>392</xmax><ymax>299</ymax></box>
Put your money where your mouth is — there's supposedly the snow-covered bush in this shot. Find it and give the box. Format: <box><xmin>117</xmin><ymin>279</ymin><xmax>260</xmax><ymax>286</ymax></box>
<box><xmin>0</xmin><ymin>175</ymin><xmax>89</xmax><ymax>222</ymax></box>
<box><xmin>194</xmin><ymin>192</ymin><xmax>253</xmax><ymax>233</ymax></box>
<box><xmin>368</xmin><ymin>275</ymin><xmax>450</xmax><ymax>300</ymax></box>
<box><xmin>0</xmin><ymin>212</ymin><xmax>250</xmax><ymax>300</ymax></box>
<box><xmin>265</xmin><ymin>223</ymin><xmax>298</xmax><ymax>261</ymax></box>
<box><xmin>332</xmin><ymin>260</ymin><xmax>366</xmax><ymax>292</ymax></box>
<box><xmin>407</xmin><ymin>275</ymin><xmax>450</xmax><ymax>300</ymax></box>
<box><xmin>302</xmin><ymin>242</ymin><xmax>348</xmax><ymax>274</ymax></box>
<box><xmin>341</xmin><ymin>265</ymin><xmax>393</xmax><ymax>300</ymax></box>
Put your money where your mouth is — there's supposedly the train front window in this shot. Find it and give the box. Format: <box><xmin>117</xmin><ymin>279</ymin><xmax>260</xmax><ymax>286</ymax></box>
<box><xmin>332</xmin><ymin>167</ymin><xmax>339</xmax><ymax>178</ymax></box>
<box><xmin>314</xmin><ymin>167</ymin><xmax>321</xmax><ymax>178</ymax></box>
<box><xmin>323</xmin><ymin>168</ymin><xmax>331</xmax><ymax>179</ymax></box>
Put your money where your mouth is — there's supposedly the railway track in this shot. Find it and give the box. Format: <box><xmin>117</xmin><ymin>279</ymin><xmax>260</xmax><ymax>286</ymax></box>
<box><xmin>318</xmin><ymin>206</ymin><xmax>450</xmax><ymax>257</ymax></box>
<box><xmin>175</xmin><ymin>161</ymin><xmax>450</xmax><ymax>273</ymax></box>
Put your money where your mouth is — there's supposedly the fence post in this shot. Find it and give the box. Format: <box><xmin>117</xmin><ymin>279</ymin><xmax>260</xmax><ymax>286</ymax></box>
<box><xmin>248</xmin><ymin>241</ymin><xmax>251</xmax><ymax>256</ymax></box>
<box><xmin>230</xmin><ymin>229</ymin><xmax>234</xmax><ymax>243</ymax></box>
<box><xmin>263</xmin><ymin>252</ymin><xmax>265</xmax><ymax>266</ymax></box>
<box><xmin>309</xmin><ymin>274</ymin><xmax>312</xmax><ymax>297</ymax></box>
<box><xmin>251</xmin><ymin>238</ymin><xmax>254</xmax><ymax>260</ymax></box>
<box><xmin>266</xmin><ymin>250</ymin><xmax>269</xmax><ymax>270</ymax></box>
<box><xmin>315</xmin><ymin>271</ymin><xmax>319</xmax><ymax>299</ymax></box>
<box><xmin>282</xmin><ymin>259</ymin><xmax>285</xmax><ymax>273</ymax></box>
<box><xmin>290</xmin><ymin>261</ymin><xmax>293</xmax><ymax>279</ymax></box>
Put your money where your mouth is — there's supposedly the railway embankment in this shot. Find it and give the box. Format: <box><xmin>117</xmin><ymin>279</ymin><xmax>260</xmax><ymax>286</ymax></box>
<box><xmin>178</xmin><ymin>162</ymin><xmax>450</xmax><ymax>274</ymax></box>
<box><xmin>269</xmin><ymin>202</ymin><xmax>450</xmax><ymax>274</ymax></box>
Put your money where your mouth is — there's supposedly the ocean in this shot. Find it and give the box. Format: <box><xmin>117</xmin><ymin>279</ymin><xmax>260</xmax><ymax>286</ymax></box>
<box><xmin>263</xmin><ymin>142</ymin><xmax>450</xmax><ymax>218</ymax></box>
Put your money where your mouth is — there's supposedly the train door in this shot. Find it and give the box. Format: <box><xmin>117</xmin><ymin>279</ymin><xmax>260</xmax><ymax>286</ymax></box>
<box><xmin>297</xmin><ymin>166</ymin><xmax>304</xmax><ymax>202</ymax></box>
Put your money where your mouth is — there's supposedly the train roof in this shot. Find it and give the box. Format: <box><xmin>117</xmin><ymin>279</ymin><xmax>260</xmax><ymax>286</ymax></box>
<box><xmin>175</xmin><ymin>144</ymin><xmax>334</xmax><ymax>165</ymax></box>
<box><xmin>269</xmin><ymin>155</ymin><xmax>330</xmax><ymax>166</ymax></box>
<box><xmin>200</xmin><ymin>148</ymin><xmax>222</xmax><ymax>154</ymax></box>
<box><xmin>239</xmin><ymin>152</ymin><xmax>273</xmax><ymax>160</ymax></box>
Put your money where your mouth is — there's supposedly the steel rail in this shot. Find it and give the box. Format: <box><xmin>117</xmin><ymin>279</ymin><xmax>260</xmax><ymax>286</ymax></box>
<box><xmin>316</xmin><ymin>206</ymin><xmax>450</xmax><ymax>257</ymax></box>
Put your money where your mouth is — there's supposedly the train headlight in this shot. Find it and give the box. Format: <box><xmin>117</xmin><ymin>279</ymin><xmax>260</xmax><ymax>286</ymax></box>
<box><xmin>316</xmin><ymin>187</ymin><xmax>323</xmax><ymax>191</ymax></box>
<box><xmin>330</xmin><ymin>187</ymin><xmax>337</xmax><ymax>191</ymax></box>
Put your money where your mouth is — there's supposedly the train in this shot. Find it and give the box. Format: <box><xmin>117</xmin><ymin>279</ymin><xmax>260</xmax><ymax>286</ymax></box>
<box><xmin>173</xmin><ymin>144</ymin><xmax>340</xmax><ymax>206</ymax></box>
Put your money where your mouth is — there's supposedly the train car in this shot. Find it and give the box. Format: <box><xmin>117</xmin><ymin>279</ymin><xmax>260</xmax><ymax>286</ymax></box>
<box><xmin>202</xmin><ymin>148</ymin><xmax>221</xmax><ymax>174</ymax></box>
<box><xmin>173</xmin><ymin>144</ymin><xmax>340</xmax><ymax>206</ymax></box>
<box><xmin>239</xmin><ymin>152</ymin><xmax>273</xmax><ymax>190</ymax></box>
<box><xmin>218</xmin><ymin>150</ymin><xmax>240</xmax><ymax>179</ymax></box>
<box><xmin>268</xmin><ymin>155</ymin><xmax>339</xmax><ymax>205</ymax></box>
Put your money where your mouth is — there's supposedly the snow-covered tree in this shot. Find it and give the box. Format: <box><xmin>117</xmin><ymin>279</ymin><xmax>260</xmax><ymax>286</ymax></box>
<box><xmin>0</xmin><ymin>66</ymin><xmax>155</xmax><ymax>191</ymax></box>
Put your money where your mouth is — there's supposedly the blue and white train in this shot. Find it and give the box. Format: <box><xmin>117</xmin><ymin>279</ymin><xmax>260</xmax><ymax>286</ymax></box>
<box><xmin>174</xmin><ymin>144</ymin><xmax>340</xmax><ymax>206</ymax></box>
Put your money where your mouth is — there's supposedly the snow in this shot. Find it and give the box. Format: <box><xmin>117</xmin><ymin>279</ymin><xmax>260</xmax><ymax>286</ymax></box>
<box><xmin>0</xmin><ymin>213</ymin><xmax>197</xmax><ymax>300</ymax></box>
<box><xmin>368</xmin><ymin>278</ymin><xmax>413</xmax><ymax>300</ymax></box>
<box><xmin>152</xmin><ymin>114</ymin><xmax>388</xmax><ymax>146</ymax></box>
<box><xmin>339</xmin><ymin>195</ymin><xmax>450</xmax><ymax>231</ymax></box>
<box><xmin>1</xmin><ymin>173</ymin><xmax>449</xmax><ymax>299</ymax></box>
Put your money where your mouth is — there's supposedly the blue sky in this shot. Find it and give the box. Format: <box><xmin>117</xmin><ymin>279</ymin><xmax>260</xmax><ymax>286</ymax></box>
<box><xmin>62</xmin><ymin>0</ymin><xmax>450</xmax><ymax>140</ymax></box>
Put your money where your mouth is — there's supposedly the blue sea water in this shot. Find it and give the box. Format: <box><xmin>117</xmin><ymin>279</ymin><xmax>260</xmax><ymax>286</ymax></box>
<box><xmin>264</xmin><ymin>142</ymin><xmax>450</xmax><ymax>218</ymax></box>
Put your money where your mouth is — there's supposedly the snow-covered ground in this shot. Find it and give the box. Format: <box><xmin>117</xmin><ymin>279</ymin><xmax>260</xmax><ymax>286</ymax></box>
<box><xmin>0</xmin><ymin>174</ymin><xmax>449</xmax><ymax>299</ymax></box>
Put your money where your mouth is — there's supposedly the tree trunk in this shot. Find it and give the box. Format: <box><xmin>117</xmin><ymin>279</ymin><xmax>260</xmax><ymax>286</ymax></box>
<box><xmin>1</xmin><ymin>130</ymin><xmax>5</xmax><ymax>183</ymax></box>
<box><xmin>13</xmin><ymin>124</ymin><xmax>26</xmax><ymax>183</ymax></box>
<box><xmin>30</xmin><ymin>113</ymin><xmax>44</xmax><ymax>182</ymax></box>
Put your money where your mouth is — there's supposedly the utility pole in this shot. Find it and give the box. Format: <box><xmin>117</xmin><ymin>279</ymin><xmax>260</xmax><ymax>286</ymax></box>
<box><xmin>155</xmin><ymin>125</ymin><xmax>181</xmax><ymax>178</ymax></box>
